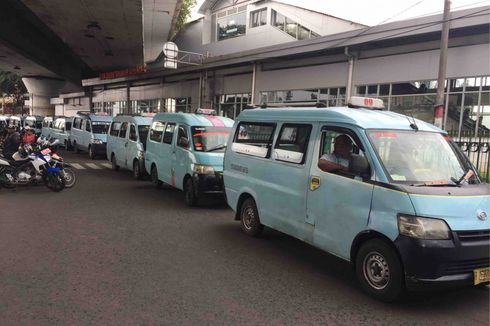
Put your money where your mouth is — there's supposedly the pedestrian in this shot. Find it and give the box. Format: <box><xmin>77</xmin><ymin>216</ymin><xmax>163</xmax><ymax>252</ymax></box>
<box><xmin>2</xmin><ymin>125</ymin><xmax>20</xmax><ymax>159</ymax></box>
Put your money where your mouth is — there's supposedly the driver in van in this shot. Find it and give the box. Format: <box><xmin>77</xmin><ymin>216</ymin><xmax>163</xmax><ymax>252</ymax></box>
<box><xmin>318</xmin><ymin>134</ymin><xmax>353</xmax><ymax>173</ymax></box>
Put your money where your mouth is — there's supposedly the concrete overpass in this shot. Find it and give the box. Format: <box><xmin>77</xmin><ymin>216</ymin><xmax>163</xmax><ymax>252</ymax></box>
<box><xmin>0</xmin><ymin>0</ymin><xmax>183</xmax><ymax>114</ymax></box>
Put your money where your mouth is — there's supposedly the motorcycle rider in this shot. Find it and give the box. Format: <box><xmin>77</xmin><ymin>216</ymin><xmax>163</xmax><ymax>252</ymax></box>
<box><xmin>21</xmin><ymin>126</ymin><xmax>36</xmax><ymax>144</ymax></box>
<box><xmin>2</xmin><ymin>125</ymin><xmax>20</xmax><ymax>159</ymax></box>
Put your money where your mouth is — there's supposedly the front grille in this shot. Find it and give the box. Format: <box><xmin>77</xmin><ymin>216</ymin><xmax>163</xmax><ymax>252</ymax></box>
<box><xmin>445</xmin><ymin>258</ymin><xmax>490</xmax><ymax>275</ymax></box>
<box><xmin>456</xmin><ymin>229</ymin><xmax>490</xmax><ymax>243</ymax></box>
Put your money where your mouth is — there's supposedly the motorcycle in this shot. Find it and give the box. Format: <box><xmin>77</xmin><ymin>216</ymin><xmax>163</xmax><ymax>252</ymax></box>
<box><xmin>0</xmin><ymin>140</ymin><xmax>66</xmax><ymax>191</ymax></box>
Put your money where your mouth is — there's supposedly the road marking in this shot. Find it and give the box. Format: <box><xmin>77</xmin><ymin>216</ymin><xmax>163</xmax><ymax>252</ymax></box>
<box><xmin>71</xmin><ymin>163</ymin><xmax>86</xmax><ymax>170</ymax></box>
<box><xmin>85</xmin><ymin>163</ymin><xmax>102</xmax><ymax>169</ymax></box>
<box><xmin>100</xmin><ymin>162</ymin><xmax>112</xmax><ymax>169</ymax></box>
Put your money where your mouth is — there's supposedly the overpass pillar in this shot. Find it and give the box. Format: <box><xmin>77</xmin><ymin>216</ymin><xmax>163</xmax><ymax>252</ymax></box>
<box><xmin>22</xmin><ymin>77</ymin><xmax>66</xmax><ymax>116</ymax></box>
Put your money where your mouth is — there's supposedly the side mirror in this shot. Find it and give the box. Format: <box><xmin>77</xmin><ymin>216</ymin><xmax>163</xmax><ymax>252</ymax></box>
<box><xmin>178</xmin><ymin>137</ymin><xmax>189</xmax><ymax>148</ymax></box>
<box><xmin>350</xmin><ymin>154</ymin><xmax>370</xmax><ymax>178</ymax></box>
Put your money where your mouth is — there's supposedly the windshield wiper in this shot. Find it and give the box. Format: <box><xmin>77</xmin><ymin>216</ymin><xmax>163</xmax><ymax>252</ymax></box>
<box><xmin>450</xmin><ymin>169</ymin><xmax>474</xmax><ymax>186</ymax></box>
<box><xmin>411</xmin><ymin>182</ymin><xmax>458</xmax><ymax>187</ymax></box>
<box><xmin>205</xmin><ymin>144</ymin><xmax>227</xmax><ymax>152</ymax></box>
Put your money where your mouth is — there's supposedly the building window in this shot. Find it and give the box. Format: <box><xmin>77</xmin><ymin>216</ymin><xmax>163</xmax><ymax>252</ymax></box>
<box><xmin>271</xmin><ymin>9</ymin><xmax>319</xmax><ymax>40</ymax></box>
<box><xmin>217</xmin><ymin>11</ymin><xmax>246</xmax><ymax>41</ymax></box>
<box><xmin>215</xmin><ymin>93</ymin><xmax>251</xmax><ymax>119</ymax></box>
<box><xmin>164</xmin><ymin>97</ymin><xmax>192</xmax><ymax>113</ymax></box>
<box><xmin>250</xmin><ymin>8</ymin><xmax>267</xmax><ymax>28</ymax></box>
<box><xmin>260</xmin><ymin>87</ymin><xmax>345</xmax><ymax>107</ymax></box>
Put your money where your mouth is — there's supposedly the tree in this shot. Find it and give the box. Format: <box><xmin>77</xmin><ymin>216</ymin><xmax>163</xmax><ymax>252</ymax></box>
<box><xmin>0</xmin><ymin>71</ymin><xmax>27</xmax><ymax>113</ymax></box>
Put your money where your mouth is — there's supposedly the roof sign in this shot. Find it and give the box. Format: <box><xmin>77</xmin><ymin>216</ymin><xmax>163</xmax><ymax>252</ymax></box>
<box><xmin>348</xmin><ymin>97</ymin><xmax>385</xmax><ymax>110</ymax></box>
<box><xmin>196</xmin><ymin>108</ymin><xmax>217</xmax><ymax>115</ymax></box>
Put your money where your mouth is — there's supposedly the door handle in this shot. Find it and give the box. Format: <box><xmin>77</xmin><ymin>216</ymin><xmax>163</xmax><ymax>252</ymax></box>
<box><xmin>310</xmin><ymin>176</ymin><xmax>321</xmax><ymax>191</ymax></box>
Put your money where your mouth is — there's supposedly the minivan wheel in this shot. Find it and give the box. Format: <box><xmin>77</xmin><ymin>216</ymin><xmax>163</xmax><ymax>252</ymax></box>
<box><xmin>356</xmin><ymin>239</ymin><xmax>404</xmax><ymax>302</ymax></box>
<box><xmin>151</xmin><ymin>166</ymin><xmax>162</xmax><ymax>189</ymax></box>
<box><xmin>133</xmin><ymin>160</ymin><xmax>143</xmax><ymax>180</ymax></box>
<box><xmin>240</xmin><ymin>198</ymin><xmax>264</xmax><ymax>237</ymax></box>
<box><xmin>88</xmin><ymin>146</ymin><xmax>96</xmax><ymax>159</ymax></box>
<box><xmin>111</xmin><ymin>154</ymin><xmax>119</xmax><ymax>171</ymax></box>
<box><xmin>184</xmin><ymin>178</ymin><xmax>198</xmax><ymax>206</ymax></box>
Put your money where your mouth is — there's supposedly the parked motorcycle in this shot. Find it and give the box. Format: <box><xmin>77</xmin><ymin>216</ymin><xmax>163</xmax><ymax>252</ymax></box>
<box><xmin>0</xmin><ymin>140</ymin><xmax>66</xmax><ymax>191</ymax></box>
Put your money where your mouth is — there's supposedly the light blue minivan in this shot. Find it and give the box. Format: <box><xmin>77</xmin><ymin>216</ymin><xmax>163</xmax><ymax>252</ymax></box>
<box><xmin>107</xmin><ymin>115</ymin><xmax>152</xmax><ymax>179</ymax></box>
<box><xmin>22</xmin><ymin>115</ymin><xmax>43</xmax><ymax>136</ymax></box>
<box><xmin>224</xmin><ymin>97</ymin><xmax>489</xmax><ymax>301</ymax></box>
<box><xmin>145</xmin><ymin>111</ymin><xmax>234</xmax><ymax>206</ymax></box>
<box><xmin>50</xmin><ymin>117</ymin><xmax>73</xmax><ymax>149</ymax></box>
<box><xmin>70</xmin><ymin>112</ymin><xmax>113</xmax><ymax>159</ymax></box>
<box><xmin>41</xmin><ymin>116</ymin><xmax>54</xmax><ymax>138</ymax></box>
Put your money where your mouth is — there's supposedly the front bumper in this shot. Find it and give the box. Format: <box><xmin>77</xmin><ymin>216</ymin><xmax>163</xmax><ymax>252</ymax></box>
<box><xmin>395</xmin><ymin>231</ymin><xmax>489</xmax><ymax>290</ymax></box>
<box><xmin>192</xmin><ymin>172</ymin><xmax>224</xmax><ymax>196</ymax></box>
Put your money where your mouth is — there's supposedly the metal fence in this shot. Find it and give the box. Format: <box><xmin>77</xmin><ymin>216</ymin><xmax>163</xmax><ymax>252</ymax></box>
<box><xmin>448</xmin><ymin>130</ymin><xmax>490</xmax><ymax>182</ymax></box>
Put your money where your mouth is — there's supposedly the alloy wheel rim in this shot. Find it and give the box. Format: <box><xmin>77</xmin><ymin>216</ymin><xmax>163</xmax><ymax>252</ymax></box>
<box><xmin>363</xmin><ymin>251</ymin><xmax>390</xmax><ymax>290</ymax></box>
<box><xmin>243</xmin><ymin>206</ymin><xmax>255</xmax><ymax>230</ymax></box>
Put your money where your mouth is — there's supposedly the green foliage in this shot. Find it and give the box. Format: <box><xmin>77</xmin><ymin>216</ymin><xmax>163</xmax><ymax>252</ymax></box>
<box><xmin>0</xmin><ymin>71</ymin><xmax>27</xmax><ymax>96</ymax></box>
<box><xmin>0</xmin><ymin>71</ymin><xmax>27</xmax><ymax>107</ymax></box>
<box><xmin>172</xmin><ymin>0</ymin><xmax>197</xmax><ymax>39</ymax></box>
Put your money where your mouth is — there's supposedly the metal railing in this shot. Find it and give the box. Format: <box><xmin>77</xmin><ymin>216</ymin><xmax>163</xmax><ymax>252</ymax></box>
<box><xmin>448</xmin><ymin>130</ymin><xmax>490</xmax><ymax>182</ymax></box>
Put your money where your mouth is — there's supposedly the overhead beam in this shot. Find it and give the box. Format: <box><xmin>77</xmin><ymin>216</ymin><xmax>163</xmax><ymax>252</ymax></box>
<box><xmin>0</xmin><ymin>0</ymin><xmax>94</xmax><ymax>85</ymax></box>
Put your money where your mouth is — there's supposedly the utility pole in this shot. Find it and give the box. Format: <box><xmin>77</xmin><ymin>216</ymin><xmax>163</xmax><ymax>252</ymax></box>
<box><xmin>434</xmin><ymin>0</ymin><xmax>451</xmax><ymax>129</ymax></box>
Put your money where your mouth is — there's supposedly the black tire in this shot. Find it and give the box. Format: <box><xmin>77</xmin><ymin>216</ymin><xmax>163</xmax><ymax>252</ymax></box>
<box><xmin>133</xmin><ymin>160</ymin><xmax>143</xmax><ymax>180</ymax></box>
<box><xmin>0</xmin><ymin>166</ymin><xmax>16</xmax><ymax>189</ymax></box>
<box><xmin>88</xmin><ymin>145</ymin><xmax>96</xmax><ymax>159</ymax></box>
<box><xmin>44</xmin><ymin>172</ymin><xmax>66</xmax><ymax>192</ymax></box>
<box><xmin>150</xmin><ymin>165</ymin><xmax>162</xmax><ymax>189</ymax></box>
<box><xmin>240</xmin><ymin>198</ymin><xmax>264</xmax><ymax>237</ymax></box>
<box><xmin>184</xmin><ymin>178</ymin><xmax>198</xmax><ymax>206</ymax></box>
<box><xmin>111</xmin><ymin>154</ymin><xmax>119</xmax><ymax>171</ymax></box>
<box><xmin>62</xmin><ymin>168</ymin><xmax>76</xmax><ymax>188</ymax></box>
<box><xmin>355</xmin><ymin>239</ymin><xmax>404</xmax><ymax>302</ymax></box>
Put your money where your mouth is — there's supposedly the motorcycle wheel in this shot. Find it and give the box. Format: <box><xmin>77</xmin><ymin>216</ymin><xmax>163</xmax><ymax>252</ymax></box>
<box><xmin>44</xmin><ymin>172</ymin><xmax>66</xmax><ymax>192</ymax></box>
<box><xmin>0</xmin><ymin>166</ymin><xmax>16</xmax><ymax>189</ymax></box>
<box><xmin>62</xmin><ymin>168</ymin><xmax>77</xmax><ymax>188</ymax></box>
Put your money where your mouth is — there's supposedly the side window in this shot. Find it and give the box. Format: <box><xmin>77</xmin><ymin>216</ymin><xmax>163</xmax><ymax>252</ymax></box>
<box><xmin>49</xmin><ymin>121</ymin><xmax>53</xmax><ymax>128</ymax></box>
<box><xmin>163</xmin><ymin>123</ymin><xmax>176</xmax><ymax>144</ymax></box>
<box><xmin>119</xmin><ymin>122</ymin><xmax>128</xmax><ymax>138</ymax></box>
<box><xmin>149</xmin><ymin>121</ymin><xmax>165</xmax><ymax>142</ymax></box>
<box><xmin>176</xmin><ymin>125</ymin><xmax>188</xmax><ymax>148</ymax></box>
<box><xmin>318</xmin><ymin>129</ymin><xmax>370</xmax><ymax>178</ymax></box>
<box><xmin>273</xmin><ymin>124</ymin><xmax>312</xmax><ymax>164</ymax></box>
<box><xmin>85</xmin><ymin>120</ymin><xmax>91</xmax><ymax>132</ymax></box>
<box><xmin>129</xmin><ymin>124</ymin><xmax>137</xmax><ymax>141</ymax></box>
<box><xmin>110</xmin><ymin>121</ymin><xmax>121</xmax><ymax>136</ymax></box>
<box><xmin>73</xmin><ymin>118</ymin><xmax>81</xmax><ymax>129</ymax></box>
<box><xmin>232</xmin><ymin>122</ymin><xmax>276</xmax><ymax>158</ymax></box>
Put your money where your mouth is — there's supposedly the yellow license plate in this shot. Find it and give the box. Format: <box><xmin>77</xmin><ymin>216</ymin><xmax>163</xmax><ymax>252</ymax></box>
<box><xmin>474</xmin><ymin>267</ymin><xmax>490</xmax><ymax>285</ymax></box>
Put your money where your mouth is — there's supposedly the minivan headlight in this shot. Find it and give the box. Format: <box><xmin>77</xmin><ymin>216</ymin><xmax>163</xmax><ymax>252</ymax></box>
<box><xmin>193</xmin><ymin>164</ymin><xmax>214</xmax><ymax>175</ymax></box>
<box><xmin>398</xmin><ymin>214</ymin><xmax>451</xmax><ymax>240</ymax></box>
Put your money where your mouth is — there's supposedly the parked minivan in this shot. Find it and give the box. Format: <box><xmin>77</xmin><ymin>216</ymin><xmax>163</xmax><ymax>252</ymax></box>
<box><xmin>223</xmin><ymin>97</ymin><xmax>490</xmax><ymax>301</ymax></box>
<box><xmin>41</xmin><ymin>116</ymin><xmax>54</xmax><ymax>138</ymax></box>
<box><xmin>70</xmin><ymin>111</ymin><xmax>113</xmax><ymax>159</ymax></box>
<box><xmin>107</xmin><ymin>114</ymin><xmax>152</xmax><ymax>179</ymax></box>
<box><xmin>22</xmin><ymin>115</ymin><xmax>43</xmax><ymax>135</ymax></box>
<box><xmin>145</xmin><ymin>110</ymin><xmax>234</xmax><ymax>205</ymax></box>
<box><xmin>8</xmin><ymin>116</ymin><xmax>21</xmax><ymax>131</ymax></box>
<box><xmin>50</xmin><ymin>117</ymin><xmax>73</xmax><ymax>149</ymax></box>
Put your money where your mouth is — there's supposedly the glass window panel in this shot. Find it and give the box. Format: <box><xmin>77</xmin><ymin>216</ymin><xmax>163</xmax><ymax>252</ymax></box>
<box><xmin>390</xmin><ymin>95</ymin><xmax>436</xmax><ymax>124</ymax></box>
<box><xmin>298</xmin><ymin>25</ymin><xmax>310</xmax><ymax>40</ymax></box>
<box><xmin>356</xmin><ymin>86</ymin><xmax>366</xmax><ymax>95</ymax></box>
<box><xmin>271</xmin><ymin>10</ymin><xmax>285</xmax><ymax>31</ymax></box>
<box><xmin>367</xmin><ymin>85</ymin><xmax>378</xmax><ymax>96</ymax></box>
<box><xmin>285</xmin><ymin>17</ymin><xmax>297</xmax><ymax>38</ymax></box>
<box><xmin>379</xmin><ymin>84</ymin><xmax>390</xmax><ymax>96</ymax></box>
<box><xmin>217</xmin><ymin>12</ymin><xmax>246</xmax><ymax>41</ymax></box>
<box><xmin>250</xmin><ymin>8</ymin><xmax>267</xmax><ymax>28</ymax></box>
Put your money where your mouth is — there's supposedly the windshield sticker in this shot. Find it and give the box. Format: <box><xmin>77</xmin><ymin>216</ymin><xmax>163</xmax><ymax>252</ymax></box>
<box><xmin>375</xmin><ymin>132</ymin><xmax>398</xmax><ymax>138</ymax></box>
<box><xmin>205</xmin><ymin>115</ymin><xmax>225</xmax><ymax>127</ymax></box>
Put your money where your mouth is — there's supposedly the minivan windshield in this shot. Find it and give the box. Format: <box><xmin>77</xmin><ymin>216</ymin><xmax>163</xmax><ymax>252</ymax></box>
<box><xmin>92</xmin><ymin>121</ymin><xmax>110</xmax><ymax>134</ymax></box>
<box><xmin>367</xmin><ymin>130</ymin><xmax>479</xmax><ymax>185</ymax></box>
<box><xmin>191</xmin><ymin>126</ymin><xmax>231</xmax><ymax>152</ymax></box>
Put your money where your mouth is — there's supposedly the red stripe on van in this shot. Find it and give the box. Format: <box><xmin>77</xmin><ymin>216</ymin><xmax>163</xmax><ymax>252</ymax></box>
<box><xmin>205</xmin><ymin>115</ymin><xmax>225</xmax><ymax>127</ymax></box>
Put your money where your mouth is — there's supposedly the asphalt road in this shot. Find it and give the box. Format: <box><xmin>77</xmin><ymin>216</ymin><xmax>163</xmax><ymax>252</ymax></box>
<box><xmin>0</xmin><ymin>150</ymin><xmax>489</xmax><ymax>325</ymax></box>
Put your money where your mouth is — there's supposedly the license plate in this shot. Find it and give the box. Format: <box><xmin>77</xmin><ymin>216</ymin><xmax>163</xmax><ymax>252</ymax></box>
<box><xmin>474</xmin><ymin>267</ymin><xmax>490</xmax><ymax>285</ymax></box>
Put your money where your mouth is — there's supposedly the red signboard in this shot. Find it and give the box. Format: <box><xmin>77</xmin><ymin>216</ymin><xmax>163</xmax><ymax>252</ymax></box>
<box><xmin>100</xmin><ymin>66</ymin><xmax>146</xmax><ymax>80</ymax></box>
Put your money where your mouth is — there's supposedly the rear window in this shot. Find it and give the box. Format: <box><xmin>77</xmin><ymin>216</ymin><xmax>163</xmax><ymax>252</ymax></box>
<box><xmin>232</xmin><ymin>122</ymin><xmax>276</xmax><ymax>158</ymax></box>
<box><xmin>92</xmin><ymin>121</ymin><xmax>110</xmax><ymax>134</ymax></box>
